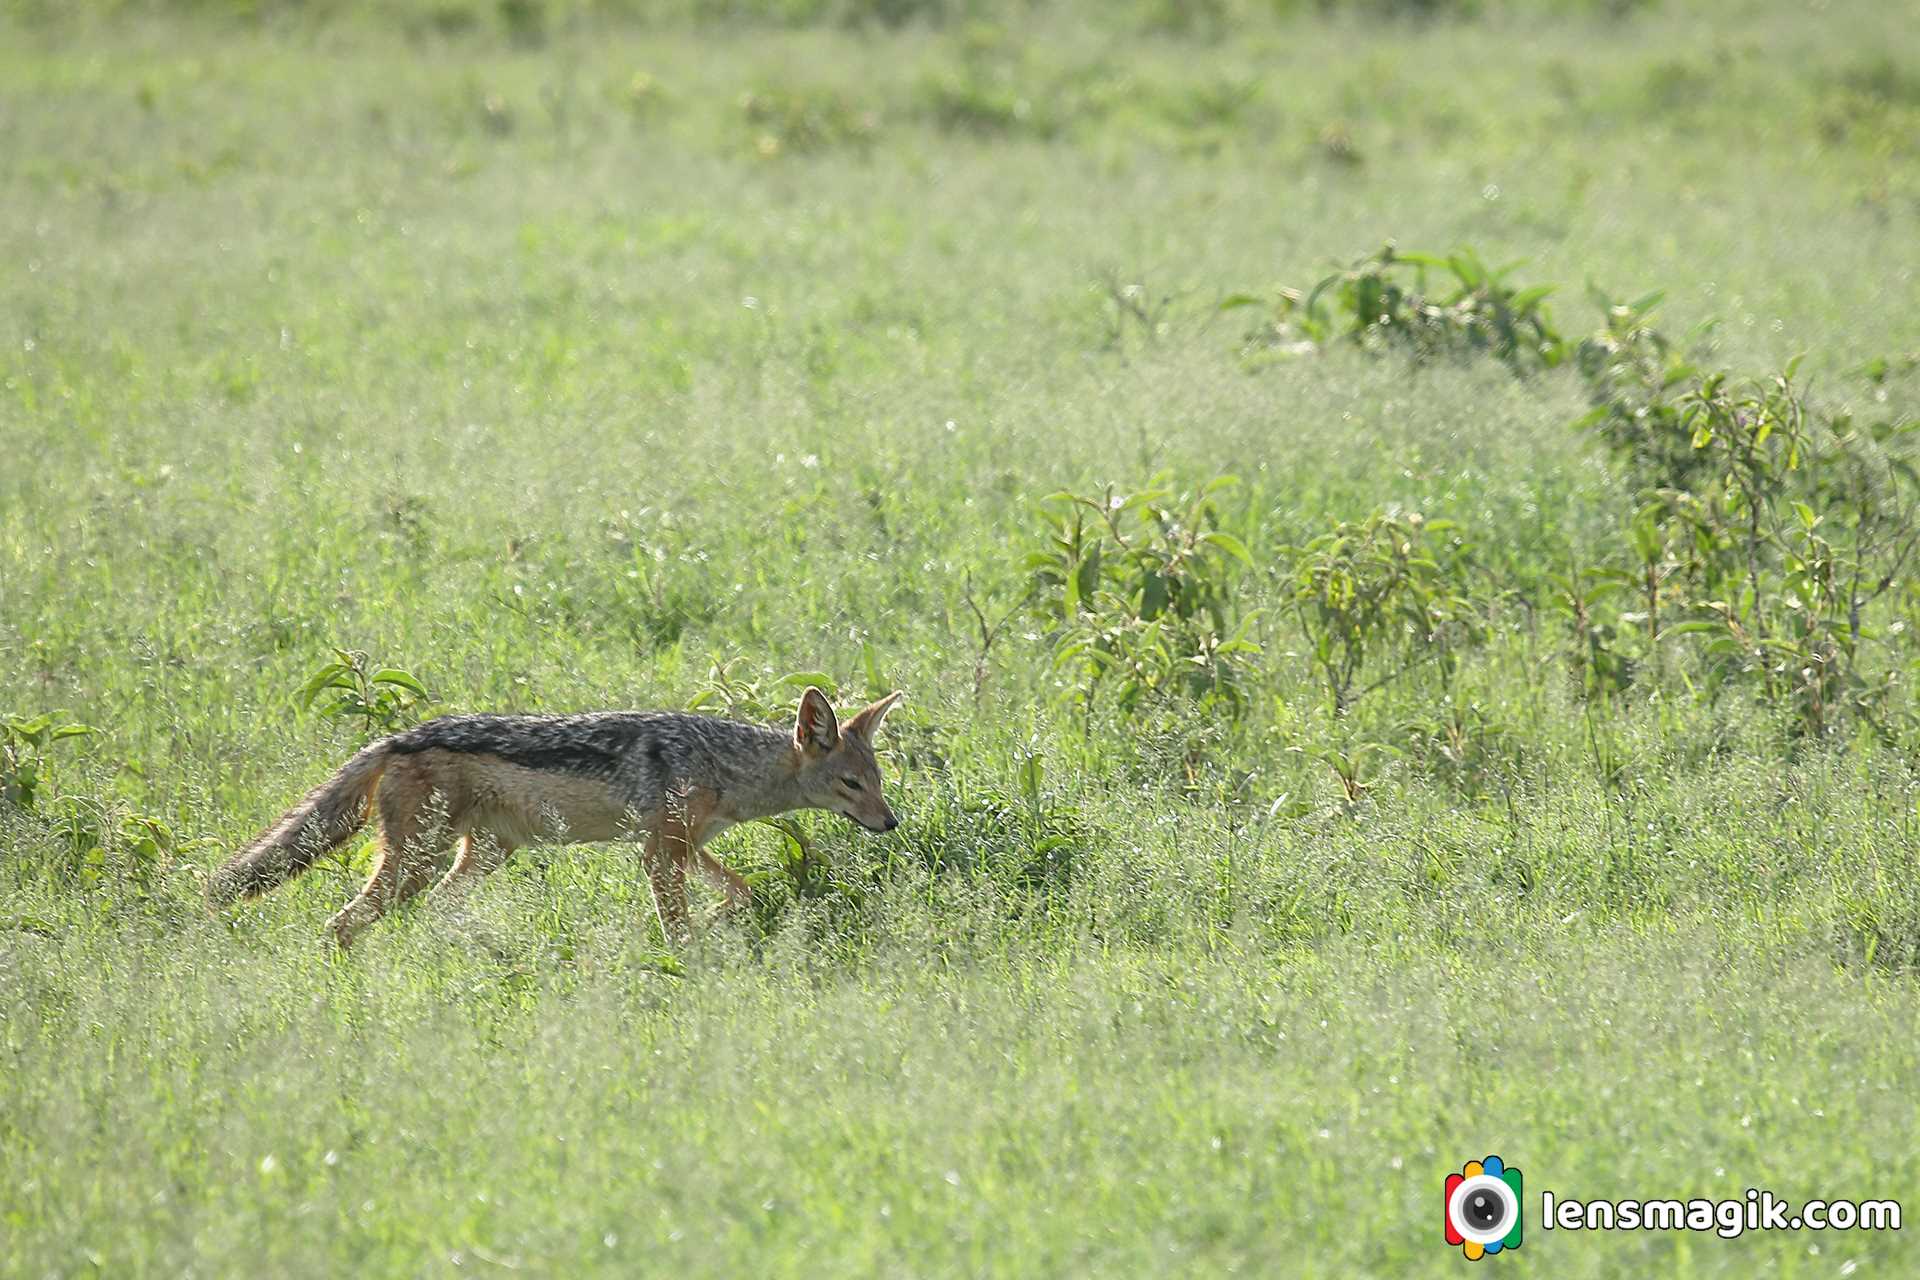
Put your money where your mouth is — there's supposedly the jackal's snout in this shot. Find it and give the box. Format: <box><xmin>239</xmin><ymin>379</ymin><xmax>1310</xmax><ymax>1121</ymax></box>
<box><xmin>853</xmin><ymin>800</ymin><xmax>900</xmax><ymax>834</ymax></box>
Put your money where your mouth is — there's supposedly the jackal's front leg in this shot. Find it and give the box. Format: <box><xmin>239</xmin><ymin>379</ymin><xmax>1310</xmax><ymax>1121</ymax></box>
<box><xmin>695</xmin><ymin>850</ymin><xmax>752</xmax><ymax>916</ymax></box>
<box><xmin>640</xmin><ymin>825</ymin><xmax>692</xmax><ymax>942</ymax></box>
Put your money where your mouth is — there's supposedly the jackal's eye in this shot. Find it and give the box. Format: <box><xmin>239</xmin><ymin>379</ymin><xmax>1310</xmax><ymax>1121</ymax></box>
<box><xmin>841</xmin><ymin>776</ymin><xmax>863</xmax><ymax>791</ymax></box>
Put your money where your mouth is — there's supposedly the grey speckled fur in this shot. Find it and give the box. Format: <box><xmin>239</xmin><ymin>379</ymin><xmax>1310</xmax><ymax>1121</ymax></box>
<box><xmin>389</xmin><ymin>711</ymin><xmax>810</xmax><ymax>828</ymax></box>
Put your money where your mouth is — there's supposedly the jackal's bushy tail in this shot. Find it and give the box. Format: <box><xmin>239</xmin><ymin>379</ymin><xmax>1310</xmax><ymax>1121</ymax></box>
<box><xmin>208</xmin><ymin>742</ymin><xmax>393</xmax><ymax>907</ymax></box>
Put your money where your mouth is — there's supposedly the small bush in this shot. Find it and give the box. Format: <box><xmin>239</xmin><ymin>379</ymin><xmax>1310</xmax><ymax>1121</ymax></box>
<box><xmin>1284</xmin><ymin>510</ymin><xmax>1475</xmax><ymax>718</ymax></box>
<box><xmin>296</xmin><ymin>649</ymin><xmax>432</xmax><ymax>739</ymax></box>
<box><xmin>739</xmin><ymin>86</ymin><xmax>880</xmax><ymax>156</ymax></box>
<box><xmin>1228</xmin><ymin>244</ymin><xmax>1564</xmax><ymax>373</ymax></box>
<box><xmin>1028</xmin><ymin>476</ymin><xmax>1261</xmax><ymax>721</ymax></box>
<box><xmin>1</xmin><ymin>712</ymin><xmax>93</xmax><ymax>813</ymax></box>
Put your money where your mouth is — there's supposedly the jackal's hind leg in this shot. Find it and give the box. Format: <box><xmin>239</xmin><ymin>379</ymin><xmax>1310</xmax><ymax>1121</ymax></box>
<box><xmin>325</xmin><ymin>761</ymin><xmax>460</xmax><ymax>950</ymax></box>
<box><xmin>326</xmin><ymin>838</ymin><xmax>416</xmax><ymax>950</ymax></box>
<box><xmin>392</xmin><ymin>848</ymin><xmax>454</xmax><ymax>907</ymax></box>
<box><xmin>428</xmin><ymin>829</ymin><xmax>518</xmax><ymax>905</ymax></box>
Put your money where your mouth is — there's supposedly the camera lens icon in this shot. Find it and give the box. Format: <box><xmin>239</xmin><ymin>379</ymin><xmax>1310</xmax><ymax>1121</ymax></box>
<box><xmin>1443</xmin><ymin>1156</ymin><xmax>1523</xmax><ymax>1259</ymax></box>
<box><xmin>1453</xmin><ymin>1176</ymin><xmax>1516</xmax><ymax>1241</ymax></box>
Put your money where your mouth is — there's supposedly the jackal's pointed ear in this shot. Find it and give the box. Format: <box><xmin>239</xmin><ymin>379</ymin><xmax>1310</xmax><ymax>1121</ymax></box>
<box><xmin>845</xmin><ymin>690</ymin><xmax>905</xmax><ymax>742</ymax></box>
<box><xmin>793</xmin><ymin>686</ymin><xmax>840</xmax><ymax>754</ymax></box>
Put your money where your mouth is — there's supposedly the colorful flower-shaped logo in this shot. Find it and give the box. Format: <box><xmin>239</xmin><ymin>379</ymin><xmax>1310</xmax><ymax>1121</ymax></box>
<box><xmin>1444</xmin><ymin>1155</ymin><xmax>1524</xmax><ymax>1259</ymax></box>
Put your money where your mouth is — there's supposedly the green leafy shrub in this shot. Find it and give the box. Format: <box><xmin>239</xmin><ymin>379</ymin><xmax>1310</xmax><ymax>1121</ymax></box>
<box><xmin>739</xmin><ymin>85</ymin><xmax>879</xmax><ymax>155</ymax></box>
<box><xmin>1284</xmin><ymin>510</ymin><xmax>1474</xmax><ymax>717</ymax></box>
<box><xmin>1400</xmin><ymin>699</ymin><xmax>1510</xmax><ymax>798</ymax></box>
<box><xmin>3</xmin><ymin>715</ymin><xmax>217</xmax><ymax>894</ymax></box>
<box><xmin>1248</xmin><ymin>239</ymin><xmax>1919</xmax><ymax>744</ymax></box>
<box><xmin>39</xmin><ymin>804</ymin><xmax>217</xmax><ymax>895</ymax></box>
<box><xmin>1228</xmin><ymin>244</ymin><xmax>1564</xmax><ymax>373</ymax></box>
<box><xmin>1668</xmin><ymin>365</ymin><xmax>1815</xmax><ymax>620</ymax></box>
<box><xmin>1</xmin><ymin>712</ymin><xmax>94</xmax><ymax>812</ymax></box>
<box><xmin>889</xmin><ymin>755</ymin><xmax>1089</xmax><ymax>899</ymax></box>
<box><xmin>1027</xmin><ymin>476</ymin><xmax>1261</xmax><ymax>720</ymax></box>
<box><xmin>297</xmin><ymin>649</ymin><xmax>432</xmax><ymax>738</ymax></box>
<box><xmin>1571</xmin><ymin>288</ymin><xmax>1706</xmax><ymax>487</ymax></box>
<box><xmin>1305</xmin><ymin>739</ymin><xmax>1399</xmax><ymax>809</ymax></box>
<box><xmin>1578</xmin><ymin>359</ymin><xmax>1920</xmax><ymax>739</ymax></box>
<box><xmin>1548</xmin><ymin>564</ymin><xmax>1633</xmax><ymax>701</ymax></box>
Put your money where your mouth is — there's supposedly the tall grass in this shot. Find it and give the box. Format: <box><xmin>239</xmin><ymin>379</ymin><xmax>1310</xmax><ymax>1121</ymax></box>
<box><xmin>2</xmin><ymin>0</ymin><xmax>1918</xmax><ymax>1273</ymax></box>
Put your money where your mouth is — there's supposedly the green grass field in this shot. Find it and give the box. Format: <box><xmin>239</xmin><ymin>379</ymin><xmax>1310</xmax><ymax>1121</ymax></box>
<box><xmin>4</xmin><ymin>0</ymin><xmax>1919</xmax><ymax>1273</ymax></box>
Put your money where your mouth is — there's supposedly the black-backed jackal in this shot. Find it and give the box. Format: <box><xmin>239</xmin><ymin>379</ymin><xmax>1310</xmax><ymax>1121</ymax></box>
<box><xmin>209</xmin><ymin>688</ymin><xmax>904</xmax><ymax>948</ymax></box>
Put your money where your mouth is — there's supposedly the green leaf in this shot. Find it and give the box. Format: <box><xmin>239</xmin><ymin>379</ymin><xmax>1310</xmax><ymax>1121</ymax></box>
<box><xmin>1447</xmin><ymin>251</ymin><xmax>1486</xmax><ymax>288</ymax></box>
<box><xmin>297</xmin><ymin>663</ymin><xmax>352</xmax><ymax>708</ymax></box>
<box><xmin>370</xmin><ymin>669</ymin><xmax>428</xmax><ymax>697</ymax></box>
<box><xmin>1140</xmin><ymin>572</ymin><xmax>1170</xmax><ymax>621</ymax></box>
<box><xmin>1200</xmin><ymin>530</ymin><xmax>1255</xmax><ymax>567</ymax></box>
<box><xmin>1119</xmin><ymin>487</ymin><xmax>1172</xmax><ymax>513</ymax></box>
<box><xmin>1018</xmin><ymin>753</ymin><xmax>1044</xmax><ymax>807</ymax></box>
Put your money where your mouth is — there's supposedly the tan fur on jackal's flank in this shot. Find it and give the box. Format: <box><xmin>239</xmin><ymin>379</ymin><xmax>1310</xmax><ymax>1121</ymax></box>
<box><xmin>211</xmin><ymin>689</ymin><xmax>907</xmax><ymax>949</ymax></box>
<box><xmin>388</xmin><ymin>750</ymin><xmax>638</xmax><ymax>847</ymax></box>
